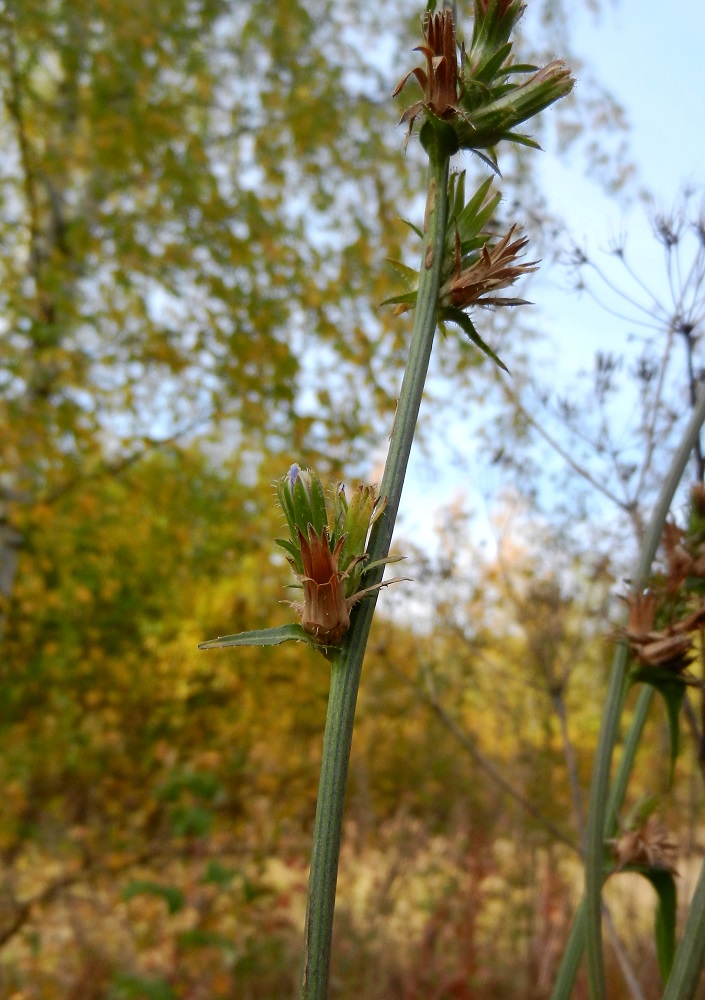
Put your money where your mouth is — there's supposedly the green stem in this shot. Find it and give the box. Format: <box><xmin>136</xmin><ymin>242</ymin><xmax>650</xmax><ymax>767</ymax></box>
<box><xmin>584</xmin><ymin>389</ymin><xmax>705</xmax><ymax>1000</ymax></box>
<box><xmin>550</xmin><ymin>685</ymin><xmax>653</xmax><ymax>1000</ymax></box>
<box><xmin>662</xmin><ymin>850</ymin><xmax>705</xmax><ymax>1000</ymax></box>
<box><xmin>298</xmin><ymin>143</ymin><xmax>451</xmax><ymax>1000</ymax></box>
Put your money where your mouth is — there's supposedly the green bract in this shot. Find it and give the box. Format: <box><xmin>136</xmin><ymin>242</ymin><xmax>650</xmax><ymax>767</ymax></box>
<box><xmin>201</xmin><ymin>466</ymin><xmax>405</xmax><ymax>652</ymax></box>
<box><xmin>274</xmin><ymin>465</ymin><xmax>386</xmax><ymax>598</ymax></box>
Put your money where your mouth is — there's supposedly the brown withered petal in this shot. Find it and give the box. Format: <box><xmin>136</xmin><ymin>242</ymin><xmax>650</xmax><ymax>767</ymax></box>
<box><xmin>635</xmin><ymin>633</ymin><xmax>693</xmax><ymax>671</ymax></box>
<box><xmin>692</xmin><ymin>482</ymin><xmax>705</xmax><ymax>518</ymax></box>
<box><xmin>610</xmin><ymin>816</ymin><xmax>678</xmax><ymax>875</ymax></box>
<box><xmin>293</xmin><ymin>525</ymin><xmax>408</xmax><ymax>646</ymax></box>
<box><xmin>440</xmin><ymin>225</ymin><xmax>539</xmax><ymax>310</ymax></box>
<box><xmin>619</xmin><ymin>593</ymin><xmax>705</xmax><ymax>676</ymax></box>
<box><xmin>673</xmin><ymin>606</ymin><xmax>705</xmax><ymax>635</ymax></box>
<box><xmin>423</xmin><ymin>8</ymin><xmax>457</xmax><ymax>114</ymax></box>
<box><xmin>662</xmin><ymin>521</ymin><xmax>692</xmax><ymax>592</ymax></box>
<box><xmin>393</xmin><ymin>9</ymin><xmax>459</xmax><ymax>148</ymax></box>
<box><xmin>295</xmin><ymin>526</ymin><xmax>351</xmax><ymax>646</ymax></box>
<box><xmin>622</xmin><ymin>590</ymin><xmax>658</xmax><ymax>637</ymax></box>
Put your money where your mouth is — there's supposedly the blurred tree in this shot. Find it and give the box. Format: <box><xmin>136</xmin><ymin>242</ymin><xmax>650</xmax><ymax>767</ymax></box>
<box><xmin>0</xmin><ymin>0</ymin><xmax>419</xmax><ymax>641</ymax></box>
<box><xmin>0</xmin><ymin>0</ymin><xmax>628</xmax><ymax>629</ymax></box>
<box><xmin>0</xmin><ymin>0</ymin><xmax>641</xmax><ymax>992</ymax></box>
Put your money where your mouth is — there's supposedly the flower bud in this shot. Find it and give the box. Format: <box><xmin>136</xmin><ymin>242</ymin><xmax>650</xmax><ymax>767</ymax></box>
<box><xmin>275</xmin><ymin>467</ymin><xmax>404</xmax><ymax>645</ymax></box>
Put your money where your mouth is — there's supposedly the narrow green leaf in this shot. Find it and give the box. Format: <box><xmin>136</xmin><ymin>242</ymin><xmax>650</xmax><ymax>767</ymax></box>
<box><xmin>402</xmin><ymin>218</ymin><xmax>423</xmax><ymax>239</ymax></box>
<box><xmin>276</xmin><ymin>536</ymin><xmax>302</xmax><ymax>569</ymax></box>
<box><xmin>447</xmin><ymin>171</ymin><xmax>458</xmax><ymax>213</ymax></box>
<box><xmin>503</xmin><ymin>131</ymin><xmax>542</xmax><ymax>150</ymax></box>
<box><xmin>363</xmin><ymin>554</ymin><xmax>406</xmax><ymax>574</ymax></box>
<box><xmin>630</xmin><ymin>669</ymin><xmax>686</xmax><ymax>783</ymax></box>
<box><xmin>472</xmin><ymin>146</ymin><xmax>501</xmax><ymax>174</ymax></box>
<box><xmin>478</xmin><ymin>43</ymin><xmax>513</xmax><ymax>83</ymax></box>
<box><xmin>504</xmin><ymin>63</ymin><xmax>540</xmax><ymax>75</ymax></box>
<box><xmin>380</xmin><ymin>291</ymin><xmax>418</xmax><ymax>307</ymax></box>
<box><xmin>455</xmin><ymin>171</ymin><xmax>466</xmax><ymax>220</ymax></box>
<box><xmin>458</xmin><ymin>235</ymin><xmax>491</xmax><ymax>255</ymax></box>
<box><xmin>293</xmin><ymin>474</ymin><xmax>315</xmax><ymax>534</ymax></box>
<box><xmin>440</xmin><ymin>307</ymin><xmax>509</xmax><ymax>372</ymax></box>
<box><xmin>456</xmin><ymin>176</ymin><xmax>494</xmax><ymax>234</ymax></box>
<box><xmin>645</xmin><ymin>870</ymin><xmax>678</xmax><ymax>982</ymax></box>
<box><xmin>275</xmin><ymin>478</ymin><xmax>298</xmax><ymax>541</ymax></box>
<box><xmin>198</xmin><ymin>623</ymin><xmax>313</xmax><ymax>649</ymax></box>
<box><xmin>385</xmin><ymin>258</ymin><xmax>419</xmax><ymax>283</ymax></box>
<box><xmin>310</xmin><ymin>474</ymin><xmax>328</xmax><ymax>536</ymax></box>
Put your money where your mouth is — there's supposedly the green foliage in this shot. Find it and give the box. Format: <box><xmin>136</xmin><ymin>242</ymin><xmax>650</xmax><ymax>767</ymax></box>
<box><xmin>112</xmin><ymin>975</ymin><xmax>177</xmax><ymax>1000</ymax></box>
<box><xmin>647</xmin><ymin>869</ymin><xmax>678</xmax><ymax>983</ymax></box>
<box><xmin>122</xmin><ymin>881</ymin><xmax>185</xmax><ymax>916</ymax></box>
<box><xmin>630</xmin><ymin>671</ymin><xmax>686</xmax><ymax>784</ymax></box>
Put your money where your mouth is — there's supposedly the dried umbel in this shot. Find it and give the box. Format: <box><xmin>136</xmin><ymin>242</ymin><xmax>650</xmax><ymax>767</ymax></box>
<box><xmin>275</xmin><ymin>466</ymin><xmax>405</xmax><ymax>646</ymax></box>
<box><xmin>609</xmin><ymin>815</ymin><xmax>678</xmax><ymax>875</ymax></box>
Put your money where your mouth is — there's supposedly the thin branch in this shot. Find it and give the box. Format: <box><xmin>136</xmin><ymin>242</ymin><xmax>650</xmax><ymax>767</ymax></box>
<box><xmin>633</xmin><ymin>321</ymin><xmax>676</xmax><ymax>501</ymax></box>
<box><xmin>503</xmin><ymin>381</ymin><xmax>639</xmax><ymax>523</ymax></box>
<box><xmin>551</xmin><ymin>687</ymin><xmax>585</xmax><ymax>849</ymax></box>
<box><xmin>603</xmin><ymin>903</ymin><xmax>648</xmax><ymax>1000</ymax></box>
<box><xmin>393</xmin><ymin>659</ymin><xmax>579</xmax><ymax>853</ymax></box>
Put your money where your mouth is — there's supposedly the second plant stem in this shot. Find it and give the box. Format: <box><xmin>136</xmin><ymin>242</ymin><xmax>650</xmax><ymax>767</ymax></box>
<box><xmin>583</xmin><ymin>386</ymin><xmax>705</xmax><ymax>1000</ymax></box>
<box><xmin>298</xmin><ymin>143</ymin><xmax>451</xmax><ymax>1000</ymax></box>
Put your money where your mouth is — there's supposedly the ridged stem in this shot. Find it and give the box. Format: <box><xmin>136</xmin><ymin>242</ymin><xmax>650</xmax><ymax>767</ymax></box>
<box><xmin>584</xmin><ymin>388</ymin><xmax>705</xmax><ymax>1000</ymax></box>
<box><xmin>549</xmin><ymin>685</ymin><xmax>653</xmax><ymax>1000</ymax></box>
<box><xmin>298</xmin><ymin>142</ymin><xmax>451</xmax><ymax>1000</ymax></box>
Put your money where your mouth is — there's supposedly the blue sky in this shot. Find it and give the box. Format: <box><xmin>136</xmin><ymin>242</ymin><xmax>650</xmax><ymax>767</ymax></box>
<box><xmin>567</xmin><ymin>0</ymin><xmax>705</xmax><ymax>198</ymax></box>
<box><xmin>385</xmin><ymin>0</ymin><xmax>705</xmax><ymax>564</ymax></box>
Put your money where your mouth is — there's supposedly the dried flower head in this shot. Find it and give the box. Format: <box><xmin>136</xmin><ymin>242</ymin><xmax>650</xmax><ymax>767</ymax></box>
<box><xmin>609</xmin><ymin>815</ymin><xmax>678</xmax><ymax>875</ymax></box>
<box><xmin>393</xmin><ymin>3</ymin><xmax>573</xmax><ymax>158</ymax></box>
<box><xmin>293</xmin><ymin>524</ymin><xmax>354</xmax><ymax>646</ymax></box>
<box><xmin>440</xmin><ymin>224</ymin><xmax>539</xmax><ymax>310</ymax></box>
<box><xmin>275</xmin><ymin>466</ymin><xmax>406</xmax><ymax>646</ymax></box>
<box><xmin>620</xmin><ymin>590</ymin><xmax>705</xmax><ymax>675</ymax></box>
<box><xmin>393</xmin><ymin>9</ymin><xmax>459</xmax><ymax>150</ymax></box>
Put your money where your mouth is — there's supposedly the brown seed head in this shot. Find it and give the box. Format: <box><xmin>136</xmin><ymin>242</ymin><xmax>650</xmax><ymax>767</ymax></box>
<box><xmin>440</xmin><ymin>224</ymin><xmax>539</xmax><ymax>310</ymax></box>
<box><xmin>393</xmin><ymin>9</ymin><xmax>459</xmax><ymax>148</ymax></box>
<box><xmin>610</xmin><ymin>815</ymin><xmax>678</xmax><ymax>875</ymax></box>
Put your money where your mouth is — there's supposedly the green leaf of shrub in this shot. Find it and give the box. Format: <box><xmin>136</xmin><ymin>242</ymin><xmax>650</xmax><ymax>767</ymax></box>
<box><xmin>112</xmin><ymin>974</ymin><xmax>176</xmax><ymax>1000</ymax></box>
<box><xmin>177</xmin><ymin>929</ymin><xmax>237</xmax><ymax>953</ymax></box>
<box><xmin>122</xmin><ymin>880</ymin><xmax>184</xmax><ymax>915</ymax></box>
<box><xmin>170</xmin><ymin>803</ymin><xmax>213</xmax><ymax>837</ymax></box>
